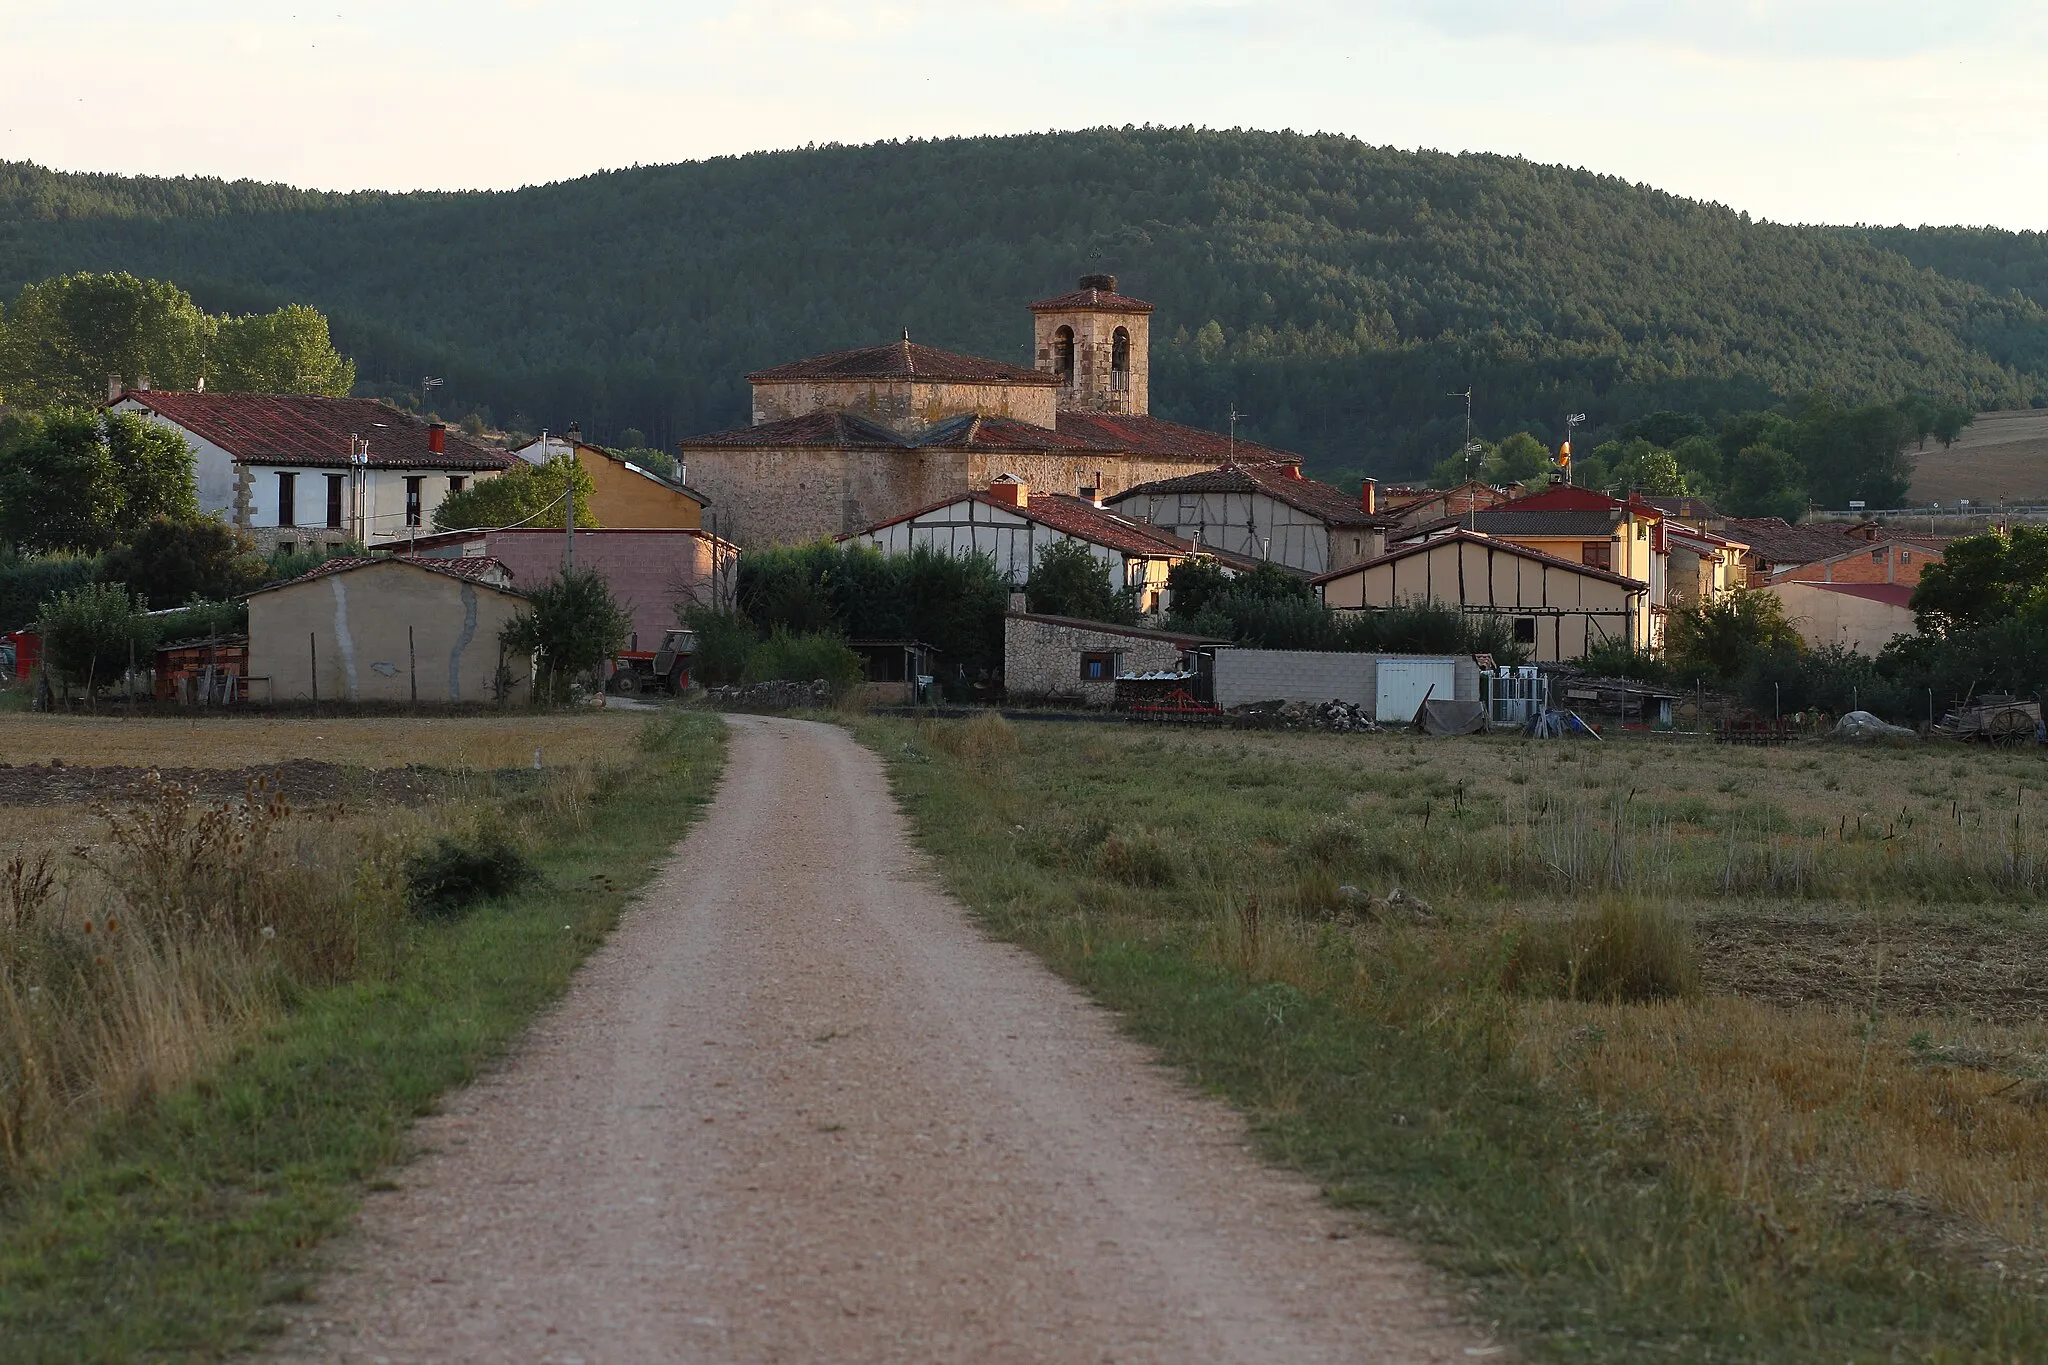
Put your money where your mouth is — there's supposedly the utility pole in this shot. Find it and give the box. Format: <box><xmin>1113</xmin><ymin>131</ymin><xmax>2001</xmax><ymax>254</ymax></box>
<box><xmin>1563</xmin><ymin>412</ymin><xmax>1586</xmax><ymax>486</ymax></box>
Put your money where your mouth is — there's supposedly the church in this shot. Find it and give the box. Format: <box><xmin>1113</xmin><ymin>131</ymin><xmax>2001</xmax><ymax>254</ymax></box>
<box><xmin>677</xmin><ymin>276</ymin><xmax>1303</xmax><ymax>546</ymax></box>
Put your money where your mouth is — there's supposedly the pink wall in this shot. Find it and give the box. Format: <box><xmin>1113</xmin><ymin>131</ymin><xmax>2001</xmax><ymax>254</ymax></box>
<box><xmin>479</xmin><ymin>530</ymin><xmax>736</xmax><ymax>651</ymax></box>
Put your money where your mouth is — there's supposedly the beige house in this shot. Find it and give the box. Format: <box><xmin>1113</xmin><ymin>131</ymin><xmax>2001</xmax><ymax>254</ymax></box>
<box><xmin>1667</xmin><ymin>526</ymin><xmax>1750</xmax><ymax>606</ymax></box>
<box><xmin>247</xmin><ymin>557</ymin><xmax>529</xmax><ymax>704</ymax></box>
<box><xmin>1315</xmin><ymin>529</ymin><xmax>1648</xmax><ymax>662</ymax></box>
<box><xmin>1765</xmin><ymin>581</ymin><xmax>1916</xmax><ymax>655</ymax></box>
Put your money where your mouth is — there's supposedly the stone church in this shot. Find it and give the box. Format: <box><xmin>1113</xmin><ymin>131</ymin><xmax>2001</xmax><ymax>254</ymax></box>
<box><xmin>678</xmin><ymin>276</ymin><xmax>1302</xmax><ymax>546</ymax></box>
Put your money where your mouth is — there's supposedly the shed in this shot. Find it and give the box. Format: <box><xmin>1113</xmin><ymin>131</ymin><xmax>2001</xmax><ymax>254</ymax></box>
<box><xmin>246</xmin><ymin>556</ymin><xmax>528</xmax><ymax>704</ymax></box>
<box><xmin>1209</xmin><ymin>649</ymin><xmax>1483</xmax><ymax>717</ymax></box>
<box><xmin>155</xmin><ymin>636</ymin><xmax>251</xmax><ymax>704</ymax></box>
<box><xmin>1004</xmin><ymin>612</ymin><xmax>1227</xmax><ymax>707</ymax></box>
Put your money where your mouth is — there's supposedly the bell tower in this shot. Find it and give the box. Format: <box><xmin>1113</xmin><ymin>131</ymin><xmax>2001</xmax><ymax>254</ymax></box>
<box><xmin>1029</xmin><ymin>274</ymin><xmax>1152</xmax><ymax>416</ymax></box>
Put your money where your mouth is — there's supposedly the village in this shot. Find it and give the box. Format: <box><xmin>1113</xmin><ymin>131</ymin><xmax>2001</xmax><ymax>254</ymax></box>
<box><xmin>7</xmin><ymin>274</ymin><xmax>2011</xmax><ymax>745</ymax></box>
<box><xmin>4</xmin><ymin>164</ymin><xmax>2048</xmax><ymax>1362</ymax></box>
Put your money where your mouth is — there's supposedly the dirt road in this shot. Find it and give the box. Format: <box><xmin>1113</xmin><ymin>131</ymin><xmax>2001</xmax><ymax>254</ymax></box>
<box><xmin>278</xmin><ymin>716</ymin><xmax>1482</xmax><ymax>1363</ymax></box>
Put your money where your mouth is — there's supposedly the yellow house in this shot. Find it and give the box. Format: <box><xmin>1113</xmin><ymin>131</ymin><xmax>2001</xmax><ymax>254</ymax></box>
<box><xmin>516</xmin><ymin>435</ymin><xmax>707</xmax><ymax>530</ymax></box>
<box><xmin>1443</xmin><ymin>486</ymin><xmax>1669</xmax><ymax>649</ymax></box>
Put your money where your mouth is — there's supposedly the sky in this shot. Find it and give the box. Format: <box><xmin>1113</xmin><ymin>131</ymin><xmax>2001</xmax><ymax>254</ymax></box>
<box><xmin>2</xmin><ymin>1</ymin><xmax>2044</xmax><ymax>229</ymax></box>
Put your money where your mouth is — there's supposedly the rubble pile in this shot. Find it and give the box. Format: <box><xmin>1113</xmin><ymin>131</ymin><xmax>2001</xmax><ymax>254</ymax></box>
<box><xmin>705</xmin><ymin>679</ymin><xmax>835</xmax><ymax>711</ymax></box>
<box><xmin>1232</xmin><ymin>699</ymin><xmax>1381</xmax><ymax>733</ymax></box>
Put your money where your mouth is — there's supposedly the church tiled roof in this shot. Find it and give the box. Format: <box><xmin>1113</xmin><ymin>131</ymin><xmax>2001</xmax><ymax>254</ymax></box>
<box><xmin>1054</xmin><ymin>413</ymin><xmax>1296</xmax><ymax>466</ymax></box>
<box><xmin>1028</xmin><ymin>274</ymin><xmax>1155</xmax><ymax>314</ymax></box>
<box><xmin>908</xmin><ymin>414</ymin><xmax>1099</xmax><ymax>452</ymax></box>
<box><xmin>676</xmin><ymin>411</ymin><xmax>907</xmax><ymax>450</ymax></box>
<box><xmin>745</xmin><ymin>338</ymin><xmax>1053</xmax><ymax>386</ymax></box>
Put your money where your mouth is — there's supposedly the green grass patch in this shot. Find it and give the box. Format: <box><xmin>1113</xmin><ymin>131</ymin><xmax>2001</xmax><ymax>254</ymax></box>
<box><xmin>862</xmin><ymin>715</ymin><xmax>2048</xmax><ymax>1362</ymax></box>
<box><xmin>0</xmin><ymin>712</ymin><xmax>724</xmax><ymax>1362</ymax></box>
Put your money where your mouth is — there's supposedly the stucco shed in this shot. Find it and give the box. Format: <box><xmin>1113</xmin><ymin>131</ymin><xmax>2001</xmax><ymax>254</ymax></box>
<box><xmin>247</xmin><ymin>557</ymin><xmax>529</xmax><ymax>705</ymax></box>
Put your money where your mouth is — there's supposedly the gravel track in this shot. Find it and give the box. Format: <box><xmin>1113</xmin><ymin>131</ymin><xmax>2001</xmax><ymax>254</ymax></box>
<box><xmin>276</xmin><ymin>715</ymin><xmax>1484</xmax><ymax>1363</ymax></box>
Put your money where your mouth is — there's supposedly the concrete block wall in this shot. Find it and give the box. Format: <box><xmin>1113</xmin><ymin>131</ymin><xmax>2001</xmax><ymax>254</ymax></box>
<box><xmin>1213</xmin><ymin>650</ymin><xmax>1480</xmax><ymax>711</ymax></box>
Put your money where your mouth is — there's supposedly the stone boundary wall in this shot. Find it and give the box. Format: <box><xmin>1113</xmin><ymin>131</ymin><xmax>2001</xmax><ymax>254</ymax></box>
<box><xmin>1213</xmin><ymin>650</ymin><xmax>1480</xmax><ymax>712</ymax></box>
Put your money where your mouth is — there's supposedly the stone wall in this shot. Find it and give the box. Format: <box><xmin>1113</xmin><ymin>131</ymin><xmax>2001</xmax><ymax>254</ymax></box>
<box><xmin>751</xmin><ymin>379</ymin><xmax>1057</xmax><ymax>433</ymax></box>
<box><xmin>1212</xmin><ymin>650</ymin><xmax>1480</xmax><ymax>712</ymax></box>
<box><xmin>1004</xmin><ymin>615</ymin><xmax>1186</xmax><ymax>707</ymax></box>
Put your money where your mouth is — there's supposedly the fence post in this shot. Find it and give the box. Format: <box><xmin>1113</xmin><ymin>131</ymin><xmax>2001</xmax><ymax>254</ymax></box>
<box><xmin>409</xmin><ymin>625</ymin><xmax>418</xmax><ymax>706</ymax></box>
<box><xmin>310</xmin><ymin>631</ymin><xmax>319</xmax><ymax>715</ymax></box>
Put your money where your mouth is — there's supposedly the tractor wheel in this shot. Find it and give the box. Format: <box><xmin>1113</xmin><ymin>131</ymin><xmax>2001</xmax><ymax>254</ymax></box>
<box><xmin>611</xmin><ymin>669</ymin><xmax>643</xmax><ymax>697</ymax></box>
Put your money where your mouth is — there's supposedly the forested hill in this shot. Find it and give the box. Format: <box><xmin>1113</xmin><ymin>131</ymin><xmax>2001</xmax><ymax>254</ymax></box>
<box><xmin>4</xmin><ymin>128</ymin><xmax>2046</xmax><ymax>480</ymax></box>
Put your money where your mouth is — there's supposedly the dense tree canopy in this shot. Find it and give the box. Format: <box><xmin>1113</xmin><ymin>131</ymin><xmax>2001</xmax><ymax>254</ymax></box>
<box><xmin>4</xmin><ymin>131</ymin><xmax>2044</xmax><ymax>480</ymax></box>
<box><xmin>432</xmin><ymin>456</ymin><xmax>596</xmax><ymax>532</ymax></box>
<box><xmin>0</xmin><ymin>408</ymin><xmax>198</xmax><ymax>552</ymax></box>
<box><xmin>0</xmin><ymin>271</ymin><xmax>353</xmax><ymax>405</ymax></box>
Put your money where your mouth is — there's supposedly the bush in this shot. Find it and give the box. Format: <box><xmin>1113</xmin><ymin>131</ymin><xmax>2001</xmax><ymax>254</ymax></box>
<box><xmin>499</xmin><ymin>568</ymin><xmax>632</xmax><ymax>704</ymax></box>
<box><xmin>99</xmin><ymin>516</ymin><xmax>267</xmax><ymax>609</ymax></box>
<box><xmin>1096</xmin><ymin>830</ymin><xmax>1179</xmax><ymax>887</ymax></box>
<box><xmin>39</xmin><ymin>581</ymin><xmax>155</xmax><ymax>692</ymax></box>
<box><xmin>150</xmin><ymin>598</ymin><xmax>248</xmax><ymax>643</ymax></box>
<box><xmin>403</xmin><ymin>831</ymin><xmax>537</xmax><ymax>920</ymax></box>
<box><xmin>1576</xmin><ymin>636</ymin><xmax>1669</xmax><ymax>683</ymax></box>
<box><xmin>742</xmin><ymin>627</ymin><xmax>864</xmax><ymax>695</ymax></box>
<box><xmin>0</xmin><ymin>549</ymin><xmax>98</xmax><ymax>633</ymax></box>
<box><xmin>1664</xmin><ymin>587</ymin><xmax>1803</xmax><ymax>685</ymax></box>
<box><xmin>262</xmin><ymin>539</ymin><xmax>362</xmax><ymax>586</ymax></box>
<box><xmin>683</xmin><ymin>606</ymin><xmax>755</xmax><ymax>686</ymax></box>
<box><xmin>1025</xmin><ymin>538</ymin><xmax>1140</xmax><ymax>624</ymax></box>
<box><xmin>1502</xmin><ymin>897</ymin><xmax>1699</xmax><ymax>1002</ymax></box>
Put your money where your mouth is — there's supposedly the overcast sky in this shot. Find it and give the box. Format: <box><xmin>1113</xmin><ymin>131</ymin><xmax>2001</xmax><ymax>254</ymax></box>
<box><xmin>2</xmin><ymin>1</ymin><xmax>2043</xmax><ymax>228</ymax></box>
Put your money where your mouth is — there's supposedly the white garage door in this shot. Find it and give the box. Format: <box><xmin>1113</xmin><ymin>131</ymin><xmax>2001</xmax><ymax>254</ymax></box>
<box><xmin>1375</xmin><ymin>658</ymin><xmax>1457</xmax><ymax>723</ymax></box>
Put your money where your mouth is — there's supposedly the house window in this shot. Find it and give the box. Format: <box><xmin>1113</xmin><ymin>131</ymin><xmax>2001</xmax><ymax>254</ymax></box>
<box><xmin>1900</xmin><ymin>550</ymin><xmax>1912</xmax><ymax>564</ymax></box>
<box><xmin>326</xmin><ymin>474</ymin><xmax>344</xmax><ymax>529</ymax></box>
<box><xmin>1080</xmin><ymin>651</ymin><xmax>1117</xmax><ymax>681</ymax></box>
<box><xmin>1053</xmin><ymin>326</ymin><xmax>1075</xmax><ymax>385</ymax></box>
<box><xmin>448</xmin><ymin>475</ymin><xmax>467</xmax><ymax>495</ymax></box>
<box><xmin>276</xmin><ymin>472</ymin><xmax>297</xmax><ymax>528</ymax></box>
<box><xmin>1582</xmin><ymin>541</ymin><xmax>1612</xmax><ymax>571</ymax></box>
<box><xmin>1110</xmin><ymin>327</ymin><xmax>1131</xmax><ymax>392</ymax></box>
<box><xmin>1514</xmin><ymin>617</ymin><xmax>1538</xmax><ymax>645</ymax></box>
<box><xmin>1871</xmin><ymin>548</ymin><xmax>1886</xmax><ymax>563</ymax></box>
<box><xmin>404</xmin><ymin>476</ymin><xmax>424</xmax><ymax>527</ymax></box>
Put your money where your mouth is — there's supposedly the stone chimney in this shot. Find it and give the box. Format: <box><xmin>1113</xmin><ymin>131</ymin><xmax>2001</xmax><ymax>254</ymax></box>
<box><xmin>565</xmin><ymin>422</ymin><xmax>582</xmax><ymax>448</ymax></box>
<box><xmin>136</xmin><ymin>375</ymin><xmax>151</xmax><ymax>392</ymax></box>
<box><xmin>107</xmin><ymin>374</ymin><xmax>123</xmax><ymax>403</ymax></box>
<box><xmin>1361</xmin><ymin>478</ymin><xmax>1377</xmax><ymax>514</ymax></box>
<box><xmin>988</xmin><ymin>474</ymin><xmax>1029</xmax><ymax>508</ymax></box>
<box><xmin>428</xmin><ymin>421</ymin><xmax>447</xmax><ymax>454</ymax></box>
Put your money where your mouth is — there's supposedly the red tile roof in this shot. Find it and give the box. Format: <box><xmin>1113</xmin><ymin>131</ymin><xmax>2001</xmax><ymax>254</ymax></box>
<box><xmin>247</xmin><ymin>555</ymin><xmax>519</xmax><ymax>597</ymax></box>
<box><xmin>1053</xmin><ymin>413</ymin><xmax>1298</xmax><ymax>466</ymax></box>
<box><xmin>908</xmin><ymin>413</ymin><xmax>1100</xmax><ymax>452</ymax></box>
<box><xmin>848</xmin><ymin>489</ymin><xmax>1207</xmax><ymax>560</ymax></box>
<box><xmin>676</xmin><ymin>410</ymin><xmax>907</xmax><ymax>450</ymax></box>
<box><xmin>1724</xmin><ymin>517</ymin><xmax>1868</xmax><ymax>567</ymax></box>
<box><xmin>745</xmin><ymin>338</ymin><xmax>1054</xmax><ymax>386</ymax></box>
<box><xmin>1027</xmin><ymin>280</ymin><xmax>1155</xmax><ymax>314</ymax></box>
<box><xmin>1108</xmin><ymin>461</ymin><xmax>1392</xmax><ymax>528</ymax></box>
<box><xmin>1312</xmin><ymin>528</ymin><xmax>1648</xmax><ymax>591</ymax></box>
<box><xmin>118</xmin><ymin>392</ymin><xmax>513</xmax><ymax>472</ymax></box>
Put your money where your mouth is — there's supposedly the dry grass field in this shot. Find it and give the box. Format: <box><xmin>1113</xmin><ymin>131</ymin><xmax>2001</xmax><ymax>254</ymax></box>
<box><xmin>1908</xmin><ymin>407</ymin><xmax>2048</xmax><ymax>505</ymax></box>
<box><xmin>0</xmin><ymin>709</ymin><xmax>659</xmax><ymax>1183</ymax></box>
<box><xmin>877</xmin><ymin>715</ymin><xmax>2048</xmax><ymax>1358</ymax></box>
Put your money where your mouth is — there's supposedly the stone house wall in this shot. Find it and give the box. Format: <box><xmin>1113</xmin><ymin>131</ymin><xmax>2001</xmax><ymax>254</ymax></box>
<box><xmin>1003</xmin><ymin>615</ymin><xmax>1188</xmax><ymax>706</ymax></box>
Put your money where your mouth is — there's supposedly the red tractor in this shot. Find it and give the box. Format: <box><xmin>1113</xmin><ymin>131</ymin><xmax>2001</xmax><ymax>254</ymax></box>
<box><xmin>607</xmin><ymin>628</ymin><xmax>696</xmax><ymax>696</ymax></box>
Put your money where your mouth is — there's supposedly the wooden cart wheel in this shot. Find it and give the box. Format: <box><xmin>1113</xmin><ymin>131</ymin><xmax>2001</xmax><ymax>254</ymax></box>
<box><xmin>1985</xmin><ymin>708</ymin><xmax>2029</xmax><ymax>746</ymax></box>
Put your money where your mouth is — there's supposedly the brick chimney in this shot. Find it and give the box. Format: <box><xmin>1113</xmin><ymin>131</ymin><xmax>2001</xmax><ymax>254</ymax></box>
<box><xmin>1284</xmin><ymin>462</ymin><xmax>1303</xmax><ymax>479</ymax></box>
<box><xmin>1361</xmin><ymin>478</ymin><xmax>1377</xmax><ymax>515</ymax></box>
<box><xmin>988</xmin><ymin>474</ymin><xmax>1029</xmax><ymax>508</ymax></box>
<box><xmin>428</xmin><ymin>421</ymin><xmax>447</xmax><ymax>454</ymax></box>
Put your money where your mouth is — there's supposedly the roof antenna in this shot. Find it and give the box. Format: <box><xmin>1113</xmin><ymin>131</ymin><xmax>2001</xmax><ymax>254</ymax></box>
<box><xmin>902</xmin><ymin>327</ymin><xmax>910</xmax><ymax>342</ymax></box>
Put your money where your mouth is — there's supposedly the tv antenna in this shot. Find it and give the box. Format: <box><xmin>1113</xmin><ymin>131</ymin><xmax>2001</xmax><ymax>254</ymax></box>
<box><xmin>421</xmin><ymin>375</ymin><xmax>443</xmax><ymax>412</ymax></box>
<box><xmin>1447</xmin><ymin>387</ymin><xmax>1474</xmax><ymax>479</ymax></box>
<box><xmin>1227</xmin><ymin>405</ymin><xmax>1246</xmax><ymax>465</ymax></box>
<box><xmin>1563</xmin><ymin>412</ymin><xmax>1586</xmax><ymax>486</ymax></box>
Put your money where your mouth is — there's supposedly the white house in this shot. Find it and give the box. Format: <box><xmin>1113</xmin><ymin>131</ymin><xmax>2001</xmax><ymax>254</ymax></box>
<box><xmin>845</xmin><ymin>476</ymin><xmax>1240</xmax><ymax>615</ymax></box>
<box><xmin>1105</xmin><ymin>461</ymin><xmax>1394</xmax><ymax>577</ymax></box>
<box><xmin>112</xmin><ymin>388</ymin><xmax>514</xmax><ymax>552</ymax></box>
